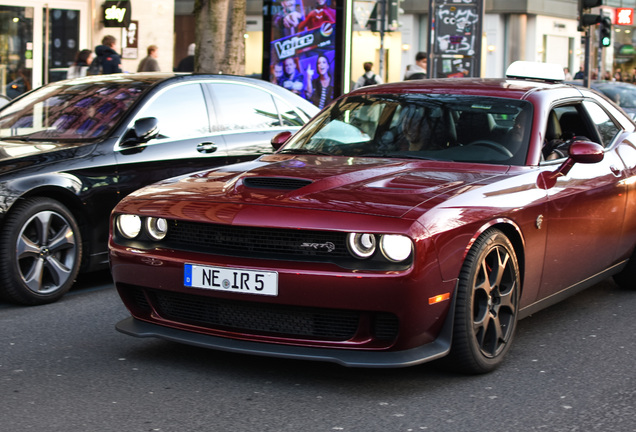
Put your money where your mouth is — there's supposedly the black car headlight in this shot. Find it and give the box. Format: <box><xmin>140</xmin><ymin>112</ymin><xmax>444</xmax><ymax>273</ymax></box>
<box><xmin>347</xmin><ymin>232</ymin><xmax>413</xmax><ymax>263</ymax></box>
<box><xmin>380</xmin><ymin>234</ymin><xmax>413</xmax><ymax>262</ymax></box>
<box><xmin>116</xmin><ymin>214</ymin><xmax>142</xmax><ymax>239</ymax></box>
<box><xmin>146</xmin><ymin>217</ymin><xmax>168</xmax><ymax>240</ymax></box>
<box><xmin>116</xmin><ymin>214</ymin><xmax>168</xmax><ymax>240</ymax></box>
<box><xmin>347</xmin><ymin>233</ymin><xmax>377</xmax><ymax>258</ymax></box>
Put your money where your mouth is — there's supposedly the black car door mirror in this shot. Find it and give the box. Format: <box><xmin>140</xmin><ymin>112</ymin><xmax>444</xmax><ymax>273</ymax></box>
<box><xmin>122</xmin><ymin>117</ymin><xmax>160</xmax><ymax>146</ymax></box>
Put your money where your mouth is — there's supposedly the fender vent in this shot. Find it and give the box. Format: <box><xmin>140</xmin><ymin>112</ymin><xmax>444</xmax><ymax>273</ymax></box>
<box><xmin>243</xmin><ymin>177</ymin><xmax>312</xmax><ymax>190</ymax></box>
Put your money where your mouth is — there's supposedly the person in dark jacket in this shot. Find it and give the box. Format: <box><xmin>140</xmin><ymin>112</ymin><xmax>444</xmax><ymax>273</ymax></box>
<box><xmin>176</xmin><ymin>43</ymin><xmax>195</xmax><ymax>72</ymax></box>
<box><xmin>404</xmin><ymin>52</ymin><xmax>427</xmax><ymax>80</ymax></box>
<box><xmin>94</xmin><ymin>35</ymin><xmax>122</xmax><ymax>74</ymax></box>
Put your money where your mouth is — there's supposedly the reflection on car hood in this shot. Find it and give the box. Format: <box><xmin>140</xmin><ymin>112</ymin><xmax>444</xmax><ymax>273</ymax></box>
<box><xmin>0</xmin><ymin>139</ymin><xmax>92</xmax><ymax>174</ymax></box>
<box><xmin>126</xmin><ymin>154</ymin><xmax>510</xmax><ymax>219</ymax></box>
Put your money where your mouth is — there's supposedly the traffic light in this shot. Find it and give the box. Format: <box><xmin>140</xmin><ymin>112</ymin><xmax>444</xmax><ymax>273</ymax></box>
<box><xmin>578</xmin><ymin>0</ymin><xmax>603</xmax><ymax>31</ymax></box>
<box><xmin>600</xmin><ymin>16</ymin><xmax>612</xmax><ymax>47</ymax></box>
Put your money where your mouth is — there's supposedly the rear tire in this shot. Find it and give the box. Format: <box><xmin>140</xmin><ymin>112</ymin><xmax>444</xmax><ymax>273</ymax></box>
<box><xmin>0</xmin><ymin>197</ymin><xmax>82</xmax><ymax>305</ymax></box>
<box><xmin>446</xmin><ymin>228</ymin><xmax>520</xmax><ymax>374</ymax></box>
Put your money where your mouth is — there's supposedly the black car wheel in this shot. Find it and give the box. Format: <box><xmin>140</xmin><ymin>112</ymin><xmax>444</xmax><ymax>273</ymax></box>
<box><xmin>0</xmin><ymin>198</ymin><xmax>82</xmax><ymax>305</ymax></box>
<box><xmin>447</xmin><ymin>228</ymin><xmax>520</xmax><ymax>374</ymax></box>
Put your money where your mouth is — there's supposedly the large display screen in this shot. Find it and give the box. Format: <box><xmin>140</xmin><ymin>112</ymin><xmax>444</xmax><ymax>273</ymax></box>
<box><xmin>263</xmin><ymin>0</ymin><xmax>344</xmax><ymax>109</ymax></box>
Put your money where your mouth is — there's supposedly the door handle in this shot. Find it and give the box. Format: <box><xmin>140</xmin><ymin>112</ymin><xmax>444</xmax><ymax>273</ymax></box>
<box><xmin>610</xmin><ymin>165</ymin><xmax>622</xmax><ymax>177</ymax></box>
<box><xmin>197</xmin><ymin>142</ymin><xmax>217</xmax><ymax>154</ymax></box>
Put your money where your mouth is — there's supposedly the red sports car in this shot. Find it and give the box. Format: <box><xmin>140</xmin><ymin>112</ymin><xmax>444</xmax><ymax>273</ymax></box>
<box><xmin>110</xmin><ymin>63</ymin><xmax>636</xmax><ymax>373</ymax></box>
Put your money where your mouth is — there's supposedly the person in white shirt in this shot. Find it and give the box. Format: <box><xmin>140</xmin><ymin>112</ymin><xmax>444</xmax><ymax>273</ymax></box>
<box><xmin>66</xmin><ymin>49</ymin><xmax>93</xmax><ymax>79</ymax></box>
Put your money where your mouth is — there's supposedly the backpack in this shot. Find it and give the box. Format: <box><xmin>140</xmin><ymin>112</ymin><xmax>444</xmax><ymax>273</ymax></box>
<box><xmin>362</xmin><ymin>73</ymin><xmax>376</xmax><ymax>87</ymax></box>
<box><xmin>87</xmin><ymin>55</ymin><xmax>103</xmax><ymax>75</ymax></box>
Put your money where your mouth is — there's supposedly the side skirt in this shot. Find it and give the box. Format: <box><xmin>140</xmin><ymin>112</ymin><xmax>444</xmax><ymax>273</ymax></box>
<box><xmin>518</xmin><ymin>260</ymin><xmax>627</xmax><ymax>320</ymax></box>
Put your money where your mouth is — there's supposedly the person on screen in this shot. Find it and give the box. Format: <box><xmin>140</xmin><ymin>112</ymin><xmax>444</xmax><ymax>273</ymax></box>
<box><xmin>273</xmin><ymin>0</ymin><xmax>304</xmax><ymax>39</ymax></box>
<box><xmin>271</xmin><ymin>61</ymin><xmax>285</xmax><ymax>85</ymax></box>
<box><xmin>305</xmin><ymin>54</ymin><xmax>334</xmax><ymax>109</ymax></box>
<box><xmin>282</xmin><ymin>57</ymin><xmax>304</xmax><ymax>95</ymax></box>
<box><xmin>298</xmin><ymin>0</ymin><xmax>336</xmax><ymax>32</ymax></box>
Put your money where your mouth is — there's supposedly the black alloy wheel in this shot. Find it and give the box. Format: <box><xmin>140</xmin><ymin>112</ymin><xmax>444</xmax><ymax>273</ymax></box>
<box><xmin>446</xmin><ymin>228</ymin><xmax>520</xmax><ymax>374</ymax></box>
<box><xmin>0</xmin><ymin>197</ymin><xmax>82</xmax><ymax>305</ymax></box>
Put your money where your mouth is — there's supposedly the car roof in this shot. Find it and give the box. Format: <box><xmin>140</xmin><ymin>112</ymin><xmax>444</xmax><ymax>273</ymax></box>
<box><xmin>347</xmin><ymin>77</ymin><xmax>583</xmax><ymax>101</ymax></box>
<box><xmin>57</xmin><ymin>72</ymin><xmax>280</xmax><ymax>89</ymax></box>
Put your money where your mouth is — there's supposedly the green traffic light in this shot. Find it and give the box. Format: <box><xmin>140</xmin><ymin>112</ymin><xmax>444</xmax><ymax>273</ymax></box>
<box><xmin>602</xmin><ymin>36</ymin><xmax>611</xmax><ymax>47</ymax></box>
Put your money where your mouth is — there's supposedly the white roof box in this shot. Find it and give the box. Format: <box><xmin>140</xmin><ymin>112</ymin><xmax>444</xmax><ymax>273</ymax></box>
<box><xmin>505</xmin><ymin>61</ymin><xmax>565</xmax><ymax>82</ymax></box>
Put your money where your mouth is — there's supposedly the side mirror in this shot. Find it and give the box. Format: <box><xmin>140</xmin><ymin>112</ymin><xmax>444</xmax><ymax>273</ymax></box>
<box><xmin>122</xmin><ymin>117</ymin><xmax>159</xmax><ymax>146</ymax></box>
<box><xmin>568</xmin><ymin>140</ymin><xmax>604</xmax><ymax>164</ymax></box>
<box><xmin>271</xmin><ymin>131</ymin><xmax>292</xmax><ymax>151</ymax></box>
<box><xmin>538</xmin><ymin>140</ymin><xmax>604</xmax><ymax>189</ymax></box>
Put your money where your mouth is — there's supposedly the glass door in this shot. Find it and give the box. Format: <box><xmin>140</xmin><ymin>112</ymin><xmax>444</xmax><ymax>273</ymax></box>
<box><xmin>45</xmin><ymin>7</ymin><xmax>80</xmax><ymax>83</ymax></box>
<box><xmin>0</xmin><ymin>5</ymin><xmax>34</xmax><ymax>99</ymax></box>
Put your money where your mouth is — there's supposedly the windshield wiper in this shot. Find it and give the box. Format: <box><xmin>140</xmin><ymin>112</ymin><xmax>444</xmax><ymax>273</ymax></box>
<box><xmin>278</xmin><ymin>148</ymin><xmax>333</xmax><ymax>156</ymax></box>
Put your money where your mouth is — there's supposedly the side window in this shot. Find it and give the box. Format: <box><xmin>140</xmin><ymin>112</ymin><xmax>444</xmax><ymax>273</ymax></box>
<box><xmin>138</xmin><ymin>83</ymin><xmax>210</xmax><ymax>139</ymax></box>
<box><xmin>583</xmin><ymin>101</ymin><xmax>621</xmax><ymax>147</ymax></box>
<box><xmin>543</xmin><ymin>105</ymin><xmax>593</xmax><ymax>160</ymax></box>
<box><xmin>207</xmin><ymin>83</ymin><xmax>281</xmax><ymax>131</ymax></box>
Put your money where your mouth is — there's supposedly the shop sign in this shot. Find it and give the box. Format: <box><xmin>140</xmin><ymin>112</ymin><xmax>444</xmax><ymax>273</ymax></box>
<box><xmin>103</xmin><ymin>1</ymin><xmax>132</xmax><ymax>27</ymax></box>
<box><xmin>121</xmin><ymin>20</ymin><xmax>138</xmax><ymax>59</ymax></box>
<box><xmin>616</xmin><ymin>8</ymin><xmax>634</xmax><ymax>26</ymax></box>
<box><xmin>618</xmin><ymin>44</ymin><xmax>636</xmax><ymax>56</ymax></box>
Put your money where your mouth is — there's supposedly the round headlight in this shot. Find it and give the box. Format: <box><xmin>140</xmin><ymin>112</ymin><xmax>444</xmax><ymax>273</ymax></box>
<box><xmin>380</xmin><ymin>235</ymin><xmax>413</xmax><ymax>262</ymax></box>
<box><xmin>146</xmin><ymin>217</ymin><xmax>168</xmax><ymax>240</ymax></box>
<box><xmin>117</xmin><ymin>214</ymin><xmax>142</xmax><ymax>239</ymax></box>
<box><xmin>347</xmin><ymin>233</ymin><xmax>376</xmax><ymax>258</ymax></box>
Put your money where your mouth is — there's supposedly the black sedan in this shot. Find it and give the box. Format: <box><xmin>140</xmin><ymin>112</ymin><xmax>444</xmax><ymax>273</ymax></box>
<box><xmin>0</xmin><ymin>73</ymin><xmax>319</xmax><ymax>305</ymax></box>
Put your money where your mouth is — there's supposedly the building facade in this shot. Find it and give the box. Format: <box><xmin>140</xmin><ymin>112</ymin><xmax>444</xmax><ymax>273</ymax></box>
<box><xmin>2</xmin><ymin>0</ymin><xmax>636</xmax><ymax>100</ymax></box>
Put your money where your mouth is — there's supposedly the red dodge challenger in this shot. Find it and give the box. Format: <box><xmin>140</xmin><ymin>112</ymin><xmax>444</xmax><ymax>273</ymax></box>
<box><xmin>109</xmin><ymin>63</ymin><xmax>636</xmax><ymax>373</ymax></box>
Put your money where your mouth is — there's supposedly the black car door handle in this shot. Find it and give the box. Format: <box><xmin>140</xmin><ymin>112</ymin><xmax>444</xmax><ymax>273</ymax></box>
<box><xmin>197</xmin><ymin>142</ymin><xmax>218</xmax><ymax>154</ymax></box>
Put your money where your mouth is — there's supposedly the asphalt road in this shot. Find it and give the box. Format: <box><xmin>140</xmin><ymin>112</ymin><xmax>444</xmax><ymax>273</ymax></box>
<box><xmin>1</xmin><ymin>271</ymin><xmax>635</xmax><ymax>432</ymax></box>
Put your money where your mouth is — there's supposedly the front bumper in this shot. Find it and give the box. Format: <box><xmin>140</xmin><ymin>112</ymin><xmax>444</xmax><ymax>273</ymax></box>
<box><xmin>115</xmin><ymin>292</ymin><xmax>455</xmax><ymax>369</ymax></box>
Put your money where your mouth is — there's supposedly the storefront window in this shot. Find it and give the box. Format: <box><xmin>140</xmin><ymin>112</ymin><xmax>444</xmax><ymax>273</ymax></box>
<box><xmin>45</xmin><ymin>8</ymin><xmax>80</xmax><ymax>83</ymax></box>
<box><xmin>0</xmin><ymin>6</ymin><xmax>33</xmax><ymax>99</ymax></box>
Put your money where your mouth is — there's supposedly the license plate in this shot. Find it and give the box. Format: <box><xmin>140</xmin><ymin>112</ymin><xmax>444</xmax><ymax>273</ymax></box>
<box><xmin>184</xmin><ymin>264</ymin><xmax>278</xmax><ymax>296</ymax></box>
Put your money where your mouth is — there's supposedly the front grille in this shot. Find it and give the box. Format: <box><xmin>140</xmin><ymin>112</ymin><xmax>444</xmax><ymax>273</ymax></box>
<box><xmin>165</xmin><ymin>221</ymin><xmax>349</xmax><ymax>259</ymax></box>
<box><xmin>130</xmin><ymin>287</ymin><xmax>399</xmax><ymax>342</ymax></box>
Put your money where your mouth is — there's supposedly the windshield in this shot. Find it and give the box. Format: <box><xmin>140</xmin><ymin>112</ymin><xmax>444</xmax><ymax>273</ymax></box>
<box><xmin>0</xmin><ymin>77</ymin><xmax>153</xmax><ymax>141</ymax></box>
<box><xmin>596</xmin><ymin>84</ymin><xmax>636</xmax><ymax>109</ymax></box>
<box><xmin>283</xmin><ymin>94</ymin><xmax>533</xmax><ymax>165</ymax></box>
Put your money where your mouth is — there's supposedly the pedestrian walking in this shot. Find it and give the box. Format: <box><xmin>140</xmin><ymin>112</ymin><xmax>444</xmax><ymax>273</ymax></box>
<box><xmin>93</xmin><ymin>35</ymin><xmax>122</xmax><ymax>74</ymax></box>
<box><xmin>138</xmin><ymin>45</ymin><xmax>160</xmax><ymax>72</ymax></box>
<box><xmin>404</xmin><ymin>52</ymin><xmax>427</xmax><ymax>80</ymax></box>
<box><xmin>353</xmin><ymin>62</ymin><xmax>383</xmax><ymax>89</ymax></box>
<box><xmin>67</xmin><ymin>49</ymin><xmax>93</xmax><ymax>79</ymax></box>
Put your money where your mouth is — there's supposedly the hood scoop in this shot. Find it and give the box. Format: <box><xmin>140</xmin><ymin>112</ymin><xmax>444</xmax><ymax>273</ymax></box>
<box><xmin>243</xmin><ymin>177</ymin><xmax>313</xmax><ymax>191</ymax></box>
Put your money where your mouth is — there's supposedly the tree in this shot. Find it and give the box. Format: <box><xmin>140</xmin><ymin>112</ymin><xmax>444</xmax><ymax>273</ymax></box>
<box><xmin>194</xmin><ymin>0</ymin><xmax>246</xmax><ymax>74</ymax></box>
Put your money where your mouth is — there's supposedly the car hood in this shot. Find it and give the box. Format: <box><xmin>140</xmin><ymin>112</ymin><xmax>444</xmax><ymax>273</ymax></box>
<box><xmin>0</xmin><ymin>139</ymin><xmax>93</xmax><ymax>174</ymax></box>
<box><xmin>127</xmin><ymin>154</ymin><xmax>511</xmax><ymax>219</ymax></box>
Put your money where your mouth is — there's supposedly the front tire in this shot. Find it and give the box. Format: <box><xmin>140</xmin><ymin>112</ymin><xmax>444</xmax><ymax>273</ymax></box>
<box><xmin>0</xmin><ymin>197</ymin><xmax>82</xmax><ymax>305</ymax></box>
<box><xmin>446</xmin><ymin>228</ymin><xmax>520</xmax><ymax>374</ymax></box>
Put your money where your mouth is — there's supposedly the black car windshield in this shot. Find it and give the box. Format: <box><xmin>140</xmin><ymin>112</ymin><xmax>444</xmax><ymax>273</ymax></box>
<box><xmin>284</xmin><ymin>94</ymin><xmax>533</xmax><ymax>165</ymax></box>
<box><xmin>595</xmin><ymin>84</ymin><xmax>636</xmax><ymax>109</ymax></box>
<box><xmin>0</xmin><ymin>77</ymin><xmax>153</xmax><ymax>141</ymax></box>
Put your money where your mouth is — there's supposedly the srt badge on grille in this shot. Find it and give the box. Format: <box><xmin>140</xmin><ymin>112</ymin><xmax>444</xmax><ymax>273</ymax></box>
<box><xmin>300</xmin><ymin>242</ymin><xmax>336</xmax><ymax>252</ymax></box>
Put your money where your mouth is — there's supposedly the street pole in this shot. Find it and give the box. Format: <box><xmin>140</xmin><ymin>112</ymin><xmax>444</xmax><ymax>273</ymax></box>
<box><xmin>379</xmin><ymin>0</ymin><xmax>386</xmax><ymax>79</ymax></box>
<box><xmin>584</xmin><ymin>27</ymin><xmax>591</xmax><ymax>87</ymax></box>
